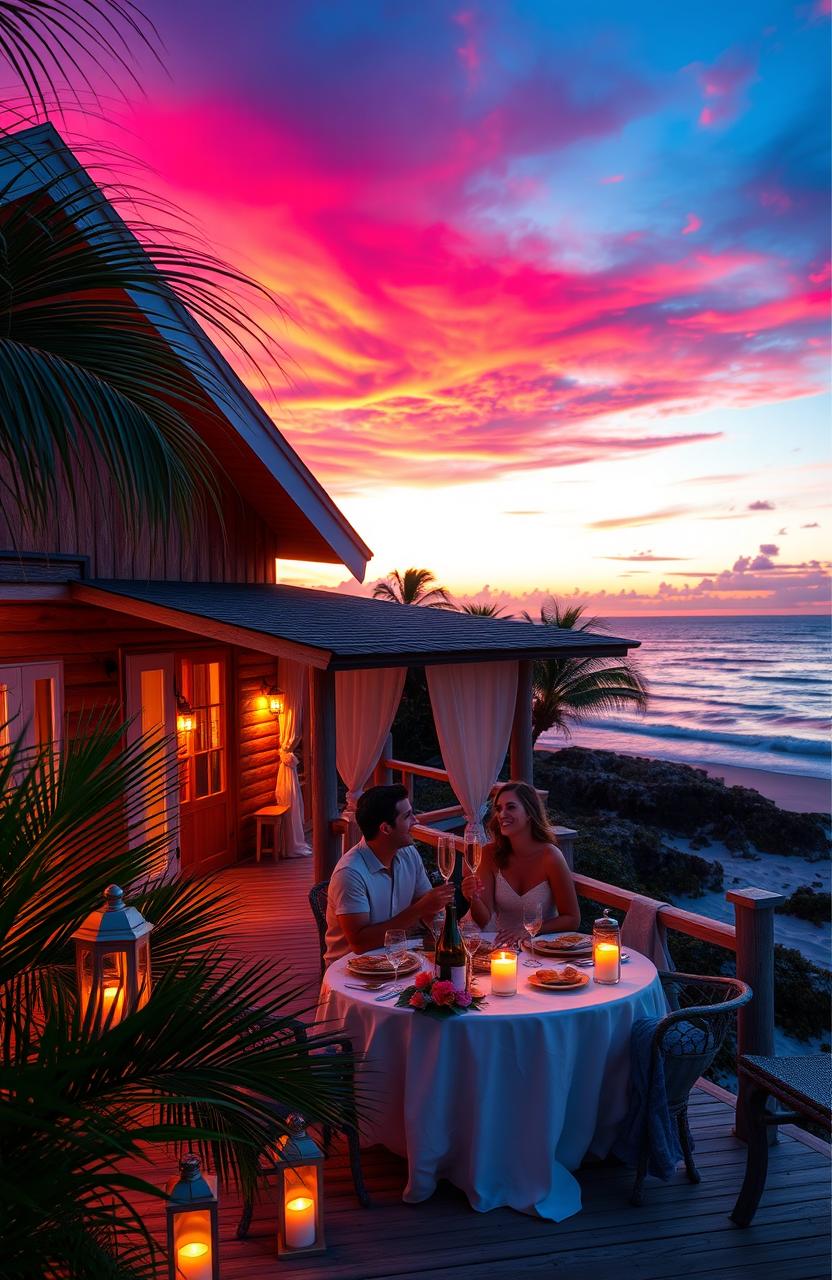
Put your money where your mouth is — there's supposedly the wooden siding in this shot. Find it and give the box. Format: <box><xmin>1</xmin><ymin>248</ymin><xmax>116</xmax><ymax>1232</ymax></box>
<box><xmin>235</xmin><ymin>649</ymin><xmax>282</xmax><ymax>859</ymax></box>
<box><xmin>124</xmin><ymin>858</ymin><xmax>831</xmax><ymax>1280</ymax></box>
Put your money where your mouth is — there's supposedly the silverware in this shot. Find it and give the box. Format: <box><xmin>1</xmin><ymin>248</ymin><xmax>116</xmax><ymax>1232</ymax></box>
<box><xmin>344</xmin><ymin>981</ymin><xmax>391</xmax><ymax>991</ymax></box>
<box><xmin>375</xmin><ymin>988</ymin><xmax>402</xmax><ymax>1002</ymax></box>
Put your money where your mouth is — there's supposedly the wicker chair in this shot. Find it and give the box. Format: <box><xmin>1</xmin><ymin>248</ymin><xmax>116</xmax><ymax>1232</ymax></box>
<box><xmin>235</xmin><ymin>1012</ymin><xmax>370</xmax><ymax>1239</ymax></box>
<box><xmin>309</xmin><ymin>879</ymin><xmax>330</xmax><ymax>982</ymax></box>
<box><xmin>630</xmin><ymin>970</ymin><xmax>753</xmax><ymax>1206</ymax></box>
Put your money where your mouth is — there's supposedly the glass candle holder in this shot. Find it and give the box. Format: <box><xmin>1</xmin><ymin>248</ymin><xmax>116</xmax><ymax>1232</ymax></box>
<box><xmin>593</xmin><ymin>909</ymin><xmax>621</xmax><ymax>985</ymax></box>
<box><xmin>490</xmin><ymin>949</ymin><xmax>517</xmax><ymax>996</ymax></box>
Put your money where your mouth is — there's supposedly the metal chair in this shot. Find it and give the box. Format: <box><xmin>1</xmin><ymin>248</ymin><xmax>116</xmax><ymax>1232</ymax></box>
<box><xmin>630</xmin><ymin>970</ymin><xmax>753</xmax><ymax>1206</ymax></box>
<box><xmin>235</xmin><ymin>1012</ymin><xmax>370</xmax><ymax>1239</ymax></box>
<box><xmin>309</xmin><ymin>879</ymin><xmax>329</xmax><ymax>982</ymax></box>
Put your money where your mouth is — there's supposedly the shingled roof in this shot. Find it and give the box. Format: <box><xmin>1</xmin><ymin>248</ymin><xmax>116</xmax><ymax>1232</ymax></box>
<box><xmin>72</xmin><ymin>579</ymin><xmax>639</xmax><ymax>670</ymax></box>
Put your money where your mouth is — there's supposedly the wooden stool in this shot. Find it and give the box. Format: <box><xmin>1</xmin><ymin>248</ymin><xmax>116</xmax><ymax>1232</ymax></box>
<box><xmin>254</xmin><ymin>804</ymin><xmax>289</xmax><ymax>862</ymax></box>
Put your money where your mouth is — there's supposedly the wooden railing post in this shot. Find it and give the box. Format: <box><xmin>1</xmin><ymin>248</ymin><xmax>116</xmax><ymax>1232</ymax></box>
<box><xmin>310</xmin><ymin>667</ymin><xmax>340</xmax><ymax>881</ymax></box>
<box><xmin>373</xmin><ymin>733</ymin><xmax>394</xmax><ymax>786</ymax></box>
<box><xmin>554</xmin><ymin>826</ymin><xmax>577</xmax><ymax>871</ymax></box>
<box><xmin>727</xmin><ymin>886</ymin><xmax>784</xmax><ymax>1141</ymax></box>
<box><xmin>509</xmin><ymin>660</ymin><xmax>534</xmax><ymax>785</ymax></box>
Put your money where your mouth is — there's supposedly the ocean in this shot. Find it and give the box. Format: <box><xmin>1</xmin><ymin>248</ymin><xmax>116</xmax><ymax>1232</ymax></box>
<box><xmin>538</xmin><ymin>614</ymin><xmax>831</xmax><ymax>784</ymax></box>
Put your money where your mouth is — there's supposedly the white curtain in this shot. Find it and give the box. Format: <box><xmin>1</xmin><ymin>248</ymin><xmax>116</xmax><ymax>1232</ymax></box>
<box><xmin>426</xmin><ymin>660</ymin><xmax>519</xmax><ymax>841</ymax></box>
<box><xmin>336</xmin><ymin>667</ymin><xmax>406</xmax><ymax>847</ymax></box>
<box><xmin>275</xmin><ymin>659</ymin><xmax>311</xmax><ymax>858</ymax></box>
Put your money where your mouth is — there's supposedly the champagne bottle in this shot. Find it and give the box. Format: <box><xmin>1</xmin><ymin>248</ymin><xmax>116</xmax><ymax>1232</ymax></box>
<box><xmin>436</xmin><ymin>901</ymin><xmax>467</xmax><ymax>990</ymax></box>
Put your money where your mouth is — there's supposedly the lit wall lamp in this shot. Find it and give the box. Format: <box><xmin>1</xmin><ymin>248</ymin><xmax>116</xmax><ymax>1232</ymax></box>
<box><xmin>175</xmin><ymin>687</ymin><xmax>194</xmax><ymax>735</ymax></box>
<box><xmin>261</xmin><ymin>681</ymin><xmax>285</xmax><ymax>718</ymax></box>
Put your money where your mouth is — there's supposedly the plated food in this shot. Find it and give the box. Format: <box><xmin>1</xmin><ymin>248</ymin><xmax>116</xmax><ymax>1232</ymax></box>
<box><xmin>346</xmin><ymin>951</ymin><xmax>420</xmax><ymax>977</ymax></box>
<box><xmin>528</xmin><ymin>965</ymin><xmax>590</xmax><ymax>991</ymax></box>
<box><xmin>523</xmin><ymin>933</ymin><xmax>592</xmax><ymax>957</ymax></box>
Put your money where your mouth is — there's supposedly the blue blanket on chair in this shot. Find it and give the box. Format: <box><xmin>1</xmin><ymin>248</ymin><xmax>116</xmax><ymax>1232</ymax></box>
<box><xmin>612</xmin><ymin>1017</ymin><xmax>710</xmax><ymax>1181</ymax></box>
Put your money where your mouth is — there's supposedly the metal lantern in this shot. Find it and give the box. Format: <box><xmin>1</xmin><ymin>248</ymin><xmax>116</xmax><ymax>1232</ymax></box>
<box><xmin>275</xmin><ymin>1114</ymin><xmax>326</xmax><ymax>1257</ymax></box>
<box><xmin>260</xmin><ymin>681</ymin><xmax>285</xmax><ymax>718</ymax></box>
<box><xmin>593</xmin><ymin>908</ymin><xmax>622</xmax><ymax>985</ymax></box>
<box><xmin>72</xmin><ymin>885</ymin><xmax>153</xmax><ymax>1029</ymax></box>
<box><xmin>165</xmin><ymin>1153</ymin><xmax>220</xmax><ymax>1280</ymax></box>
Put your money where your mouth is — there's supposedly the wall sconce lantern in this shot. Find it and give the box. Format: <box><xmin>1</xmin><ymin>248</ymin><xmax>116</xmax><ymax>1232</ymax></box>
<box><xmin>261</xmin><ymin>681</ymin><xmax>285</xmax><ymax>718</ymax></box>
<box><xmin>72</xmin><ymin>885</ymin><xmax>153</xmax><ymax>1030</ymax></box>
<box><xmin>165</xmin><ymin>1153</ymin><xmax>220</xmax><ymax>1280</ymax></box>
<box><xmin>276</xmin><ymin>1114</ymin><xmax>326</xmax><ymax>1257</ymax></box>
<box><xmin>176</xmin><ymin>690</ymin><xmax>194</xmax><ymax>735</ymax></box>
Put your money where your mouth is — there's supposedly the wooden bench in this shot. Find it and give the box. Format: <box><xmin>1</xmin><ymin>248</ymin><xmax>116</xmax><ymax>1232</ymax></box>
<box><xmin>254</xmin><ymin>804</ymin><xmax>289</xmax><ymax>862</ymax></box>
<box><xmin>731</xmin><ymin>1052</ymin><xmax>832</xmax><ymax>1226</ymax></box>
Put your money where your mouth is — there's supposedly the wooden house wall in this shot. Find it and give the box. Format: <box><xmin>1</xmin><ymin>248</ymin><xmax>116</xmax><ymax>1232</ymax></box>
<box><xmin>0</xmin><ymin>445</ymin><xmax>279</xmax><ymax>583</ymax></box>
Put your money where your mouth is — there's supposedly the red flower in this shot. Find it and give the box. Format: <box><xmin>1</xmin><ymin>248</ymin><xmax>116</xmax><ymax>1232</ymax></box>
<box><xmin>414</xmin><ymin>971</ymin><xmax>432</xmax><ymax>990</ymax></box>
<box><xmin>409</xmin><ymin>991</ymin><xmax>427</xmax><ymax>1009</ymax></box>
<box><xmin>454</xmin><ymin>988</ymin><xmax>473</xmax><ymax>1008</ymax></box>
<box><xmin>431</xmin><ymin>980</ymin><xmax>457</xmax><ymax>1007</ymax></box>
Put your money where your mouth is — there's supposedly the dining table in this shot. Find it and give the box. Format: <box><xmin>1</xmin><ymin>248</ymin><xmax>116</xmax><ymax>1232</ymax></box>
<box><xmin>318</xmin><ymin>937</ymin><xmax>666</xmax><ymax>1222</ymax></box>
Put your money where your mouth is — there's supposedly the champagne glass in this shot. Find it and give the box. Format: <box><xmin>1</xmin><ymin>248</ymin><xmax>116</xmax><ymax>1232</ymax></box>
<box><xmin>522</xmin><ymin>902</ymin><xmax>543</xmax><ymax>968</ymax></box>
<box><xmin>463</xmin><ymin>836</ymin><xmax>482</xmax><ymax>882</ymax></box>
<box><xmin>384</xmin><ymin>928</ymin><xmax>408</xmax><ymax>990</ymax></box>
<box><xmin>460</xmin><ymin>919</ymin><xmax>482</xmax><ymax>989</ymax></box>
<box><xmin>437</xmin><ymin>835</ymin><xmax>456</xmax><ymax>884</ymax></box>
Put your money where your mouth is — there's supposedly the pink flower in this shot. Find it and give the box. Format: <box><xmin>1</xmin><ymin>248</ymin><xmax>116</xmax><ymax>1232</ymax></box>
<box><xmin>414</xmin><ymin>971</ymin><xmax>432</xmax><ymax>990</ymax></box>
<box><xmin>431</xmin><ymin>980</ymin><xmax>457</xmax><ymax>1007</ymax></box>
<box><xmin>409</xmin><ymin>991</ymin><xmax>427</xmax><ymax>1009</ymax></box>
<box><xmin>454</xmin><ymin>988</ymin><xmax>473</xmax><ymax>1008</ymax></box>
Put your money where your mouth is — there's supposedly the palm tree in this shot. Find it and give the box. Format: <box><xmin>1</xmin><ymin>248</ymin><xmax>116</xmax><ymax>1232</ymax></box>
<box><xmin>523</xmin><ymin>598</ymin><xmax>648</xmax><ymax>742</ymax></box>
<box><xmin>459</xmin><ymin>602</ymin><xmax>511</xmax><ymax>618</ymax></box>
<box><xmin>372</xmin><ymin>567</ymin><xmax>454</xmax><ymax>609</ymax></box>
<box><xmin>0</xmin><ymin>712</ymin><xmax>356</xmax><ymax>1279</ymax></box>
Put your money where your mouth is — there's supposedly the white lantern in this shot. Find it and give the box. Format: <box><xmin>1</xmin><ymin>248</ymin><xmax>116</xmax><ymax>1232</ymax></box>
<box><xmin>276</xmin><ymin>1114</ymin><xmax>326</xmax><ymax>1258</ymax></box>
<box><xmin>72</xmin><ymin>885</ymin><xmax>153</xmax><ymax>1030</ymax></box>
<box><xmin>165</xmin><ymin>1153</ymin><xmax>219</xmax><ymax>1280</ymax></box>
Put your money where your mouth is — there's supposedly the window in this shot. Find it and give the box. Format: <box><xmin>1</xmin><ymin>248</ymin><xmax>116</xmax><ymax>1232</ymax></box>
<box><xmin>177</xmin><ymin>658</ymin><xmax>225</xmax><ymax>803</ymax></box>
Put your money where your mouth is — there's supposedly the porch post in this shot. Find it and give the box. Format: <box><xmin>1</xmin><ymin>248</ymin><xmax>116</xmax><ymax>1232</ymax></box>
<box><xmin>727</xmin><ymin>886</ymin><xmax>784</xmax><ymax>1142</ymax></box>
<box><xmin>310</xmin><ymin>667</ymin><xmax>340</xmax><ymax>880</ymax></box>
<box><xmin>509</xmin><ymin>659</ymin><xmax>534</xmax><ymax>784</ymax></box>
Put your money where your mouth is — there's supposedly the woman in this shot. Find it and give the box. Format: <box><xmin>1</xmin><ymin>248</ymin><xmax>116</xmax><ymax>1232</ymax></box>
<box><xmin>462</xmin><ymin>781</ymin><xmax>580</xmax><ymax>945</ymax></box>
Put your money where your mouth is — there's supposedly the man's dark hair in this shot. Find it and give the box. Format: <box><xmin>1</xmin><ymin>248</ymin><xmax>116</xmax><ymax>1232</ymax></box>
<box><xmin>356</xmin><ymin>784</ymin><xmax>409</xmax><ymax>840</ymax></box>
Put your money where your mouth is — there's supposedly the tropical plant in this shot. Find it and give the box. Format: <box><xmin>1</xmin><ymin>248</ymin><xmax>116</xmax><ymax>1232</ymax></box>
<box><xmin>459</xmin><ymin>601</ymin><xmax>511</xmax><ymax>617</ymax></box>
<box><xmin>372</xmin><ymin>567</ymin><xmax>454</xmax><ymax>608</ymax></box>
<box><xmin>0</xmin><ymin>712</ymin><xmax>355</xmax><ymax>1280</ymax></box>
<box><xmin>522</xmin><ymin>599</ymin><xmax>648</xmax><ymax>742</ymax></box>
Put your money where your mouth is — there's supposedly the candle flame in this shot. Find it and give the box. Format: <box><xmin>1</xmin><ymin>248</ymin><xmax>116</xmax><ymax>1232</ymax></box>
<box><xmin>179</xmin><ymin>1242</ymin><xmax>209</xmax><ymax>1258</ymax></box>
<box><xmin>287</xmin><ymin>1196</ymin><xmax>314</xmax><ymax>1211</ymax></box>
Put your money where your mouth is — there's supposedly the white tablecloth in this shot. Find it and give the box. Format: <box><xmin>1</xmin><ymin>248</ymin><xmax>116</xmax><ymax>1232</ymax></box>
<box><xmin>318</xmin><ymin>943</ymin><xmax>665</xmax><ymax>1221</ymax></box>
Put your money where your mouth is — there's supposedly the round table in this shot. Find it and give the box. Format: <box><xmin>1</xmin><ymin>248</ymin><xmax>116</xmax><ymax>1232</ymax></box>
<box><xmin>318</xmin><ymin>942</ymin><xmax>665</xmax><ymax>1221</ymax></box>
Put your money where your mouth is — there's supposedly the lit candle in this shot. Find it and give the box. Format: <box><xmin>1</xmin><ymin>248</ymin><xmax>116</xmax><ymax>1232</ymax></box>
<box><xmin>490</xmin><ymin>950</ymin><xmax>517</xmax><ymax>996</ymax></box>
<box><xmin>285</xmin><ymin>1193</ymin><xmax>316</xmax><ymax>1249</ymax></box>
<box><xmin>594</xmin><ymin>941</ymin><xmax>621</xmax><ymax>984</ymax></box>
<box><xmin>177</xmin><ymin>1238</ymin><xmax>212</xmax><ymax>1280</ymax></box>
<box><xmin>101</xmin><ymin>983</ymin><xmax>123</xmax><ymax>1022</ymax></box>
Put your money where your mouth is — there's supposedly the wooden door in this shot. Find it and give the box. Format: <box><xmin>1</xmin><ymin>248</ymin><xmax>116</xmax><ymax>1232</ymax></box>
<box><xmin>176</xmin><ymin>650</ymin><xmax>235</xmax><ymax>871</ymax></box>
<box><xmin>124</xmin><ymin>653</ymin><xmax>179</xmax><ymax>882</ymax></box>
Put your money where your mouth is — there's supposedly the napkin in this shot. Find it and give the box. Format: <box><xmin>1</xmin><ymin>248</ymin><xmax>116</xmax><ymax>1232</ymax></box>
<box><xmin>620</xmin><ymin>897</ymin><xmax>673</xmax><ymax>971</ymax></box>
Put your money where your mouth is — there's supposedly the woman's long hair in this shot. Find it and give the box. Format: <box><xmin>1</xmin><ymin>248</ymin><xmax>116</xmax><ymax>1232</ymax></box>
<box><xmin>488</xmin><ymin>781</ymin><xmax>559</xmax><ymax>869</ymax></box>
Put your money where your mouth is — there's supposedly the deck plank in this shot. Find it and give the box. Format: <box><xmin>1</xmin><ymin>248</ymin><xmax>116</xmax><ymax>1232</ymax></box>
<box><xmin>127</xmin><ymin>859</ymin><xmax>830</xmax><ymax>1280</ymax></box>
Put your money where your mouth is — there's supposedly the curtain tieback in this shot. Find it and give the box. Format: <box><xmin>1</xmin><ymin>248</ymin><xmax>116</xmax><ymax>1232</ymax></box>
<box><xmin>278</xmin><ymin>749</ymin><xmax>298</xmax><ymax>768</ymax></box>
<box><xmin>342</xmin><ymin>788</ymin><xmax>363</xmax><ymax>817</ymax></box>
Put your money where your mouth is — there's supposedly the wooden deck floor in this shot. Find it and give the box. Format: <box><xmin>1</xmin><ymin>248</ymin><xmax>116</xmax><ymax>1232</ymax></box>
<box><xmin>136</xmin><ymin>859</ymin><xmax>831</xmax><ymax>1280</ymax></box>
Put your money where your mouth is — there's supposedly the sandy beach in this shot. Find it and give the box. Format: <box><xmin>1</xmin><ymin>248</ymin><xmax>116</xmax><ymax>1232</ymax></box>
<box><xmin>695</xmin><ymin>761</ymin><xmax>831</xmax><ymax>816</ymax></box>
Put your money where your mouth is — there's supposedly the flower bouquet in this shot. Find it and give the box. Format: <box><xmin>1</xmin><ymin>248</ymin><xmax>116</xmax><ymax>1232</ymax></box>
<box><xmin>395</xmin><ymin>971</ymin><xmax>485</xmax><ymax>1019</ymax></box>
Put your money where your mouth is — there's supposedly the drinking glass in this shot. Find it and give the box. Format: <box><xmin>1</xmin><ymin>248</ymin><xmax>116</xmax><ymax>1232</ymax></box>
<box><xmin>437</xmin><ymin>836</ymin><xmax>456</xmax><ymax>884</ymax></box>
<box><xmin>522</xmin><ymin>902</ymin><xmax>543</xmax><ymax>967</ymax></box>
<box><xmin>384</xmin><ymin>928</ymin><xmax>408</xmax><ymax>990</ymax></box>
<box><xmin>463</xmin><ymin>837</ymin><xmax>482</xmax><ymax>877</ymax></box>
<box><xmin>460</xmin><ymin>919</ymin><xmax>482</xmax><ymax>988</ymax></box>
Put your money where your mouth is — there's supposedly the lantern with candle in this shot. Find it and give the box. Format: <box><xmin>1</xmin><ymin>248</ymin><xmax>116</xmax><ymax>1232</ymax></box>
<box><xmin>490</xmin><ymin>949</ymin><xmax>518</xmax><ymax>996</ymax></box>
<box><xmin>165</xmin><ymin>1153</ymin><xmax>219</xmax><ymax>1280</ymax></box>
<box><xmin>275</xmin><ymin>1114</ymin><xmax>326</xmax><ymax>1257</ymax></box>
<box><xmin>72</xmin><ymin>885</ymin><xmax>153</xmax><ymax>1030</ymax></box>
<box><xmin>593</xmin><ymin>909</ymin><xmax>621</xmax><ymax>985</ymax></box>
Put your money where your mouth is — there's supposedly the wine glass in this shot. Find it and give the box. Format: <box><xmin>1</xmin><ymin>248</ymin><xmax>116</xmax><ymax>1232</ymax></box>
<box><xmin>522</xmin><ymin>902</ymin><xmax>543</xmax><ymax>968</ymax></box>
<box><xmin>460</xmin><ymin>919</ymin><xmax>482</xmax><ymax>988</ymax></box>
<box><xmin>425</xmin><ymin>910</ymin><xmax>444</xmax><ymax>973</ymax></box>
<box><xmin>384</xmin><ymin>928</ymin><xmax>408</xmax><ymax>990</ymax></box>
<box><xmin>463</xmin><ymin>837</ymin><xmax>482</xmax><ymax>878</ymax></box>
<box><xmin>437</xmin><ymin>835</ymin><xmax>456</xmax><ymax>884</ymax></box>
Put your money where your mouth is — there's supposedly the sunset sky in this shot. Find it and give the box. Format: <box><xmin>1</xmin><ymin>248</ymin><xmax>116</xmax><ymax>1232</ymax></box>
<box><xmin>24</xmin><ymin>0</ymin><xmax>832</xmax><ymax>613</ymax></box>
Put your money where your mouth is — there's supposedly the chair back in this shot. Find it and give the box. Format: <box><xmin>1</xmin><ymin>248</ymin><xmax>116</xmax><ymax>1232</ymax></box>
<box><xmin>308</xmin><ymin>879</ymin><xmax>330</xmax><ymax>980</ymax></box>
<box><xmin>656</xmin><ymin>972</ymin><xmax>753</xmax><ymax>1113</ymax></box>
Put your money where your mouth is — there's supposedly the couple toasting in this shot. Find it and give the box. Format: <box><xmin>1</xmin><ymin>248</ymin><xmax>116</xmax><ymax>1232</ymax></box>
<box><xmin>324</xmin><ymin>781</ymin><xmax>580</xmax><ymax>966</ymax></box>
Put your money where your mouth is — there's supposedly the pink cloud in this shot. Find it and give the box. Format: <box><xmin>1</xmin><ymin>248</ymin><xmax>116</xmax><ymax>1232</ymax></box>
<box><xmin>692</xmin><ymin>50</ymin><xmax>757</xmax><ymax>129</ymax></box>
<box><xmin>601</xmin><ymin>174</ymin><xmax>625</xmax><ymax>184</ymax></box>
<box><xmin>682</xmin><ymin>213</ymin><xmax>702</xmax><ymax>235</ymax></box>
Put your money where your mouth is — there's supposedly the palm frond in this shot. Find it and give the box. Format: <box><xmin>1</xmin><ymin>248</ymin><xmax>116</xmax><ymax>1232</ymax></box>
<box><xmin>371</xmin><ymin>566</ymin><xmax>454</xmax><ymax>607</ymax></box>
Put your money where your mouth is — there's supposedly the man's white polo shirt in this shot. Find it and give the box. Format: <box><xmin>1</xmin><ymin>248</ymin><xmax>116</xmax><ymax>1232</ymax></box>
<box><xmin>324</xmin><ymin>840</ymin><xmax>432</xmax><ymax>966</ymax></box>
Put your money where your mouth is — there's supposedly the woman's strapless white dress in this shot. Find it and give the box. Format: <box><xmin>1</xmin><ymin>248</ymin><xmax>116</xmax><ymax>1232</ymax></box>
<box><xmin>487</xmin><ymin>869</ymin><xmax>556</xmax><ymax>934</ymax></box>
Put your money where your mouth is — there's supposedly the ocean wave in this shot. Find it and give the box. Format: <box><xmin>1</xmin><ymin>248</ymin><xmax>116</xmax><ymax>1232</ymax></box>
<box><xmin>562</xmin><ymin>717</ymin><xmax>832</xmax><ymax>759</ymax></box>
<box><xmin>749</xmin><ymin>675</ymin><xmax>829</xmax><ymax>686</ymax></box>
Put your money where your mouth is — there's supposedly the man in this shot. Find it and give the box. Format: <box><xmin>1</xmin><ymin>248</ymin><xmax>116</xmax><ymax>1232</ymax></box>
<box><xmin>324</xmin><ymin>784</ymin><xmax>455</xmax><ymax>966</ymax></box>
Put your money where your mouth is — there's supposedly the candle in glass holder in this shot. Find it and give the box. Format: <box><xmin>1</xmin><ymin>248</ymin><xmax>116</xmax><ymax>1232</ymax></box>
<box><xmin>594</xmin><ymin>941</ymin><xmax>621</xmax><ymax>984</ymax></box>
<box><xmin>176</xmin><ymin>1238</ymin><xmax>211</xmax><ymax>1280</ymax></box>
<box><xmin>490</xmin><ymin>950</ymin><xmax>517</xmax><ymax>996</ymax></box>
<box><xmin>285</xmin><ymin>1193</ymin><xmax>317</xmax><ymax>1249</ymax></box>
